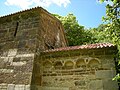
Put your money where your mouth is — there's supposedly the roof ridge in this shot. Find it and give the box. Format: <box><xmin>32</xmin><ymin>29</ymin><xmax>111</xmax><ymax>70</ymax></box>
<box><xmin>0</xmin><ymin>6</ymin><xmax>44</xmax><ymax>18</ymax></box>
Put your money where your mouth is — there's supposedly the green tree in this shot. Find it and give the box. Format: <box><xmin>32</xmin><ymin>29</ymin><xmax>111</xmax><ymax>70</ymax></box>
<box><xmin>54</xmin><ymin>13</ymin><xmax>92</xmax><ymax>46</ymax></box>
<box><xmin>89</xmin><ymin>24</ymin><xmax>112</xmax><ymax>43</ymax></box>
<box><xmin>100</xmin><ymin>0</ymin><xmax>120</xmax><ymax>47</ymax></box>
<box><xmin>100</xmin><ymin>0</ymin><xmax>120</xmax><ymax>84</ymax></box>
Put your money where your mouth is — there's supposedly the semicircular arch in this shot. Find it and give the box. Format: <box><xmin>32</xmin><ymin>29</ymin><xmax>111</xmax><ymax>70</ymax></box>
<box><xmin>88</xmin><ymin>59</ymin><xmax>100</xmax><ymax>68</ymax></box>
<box><xmin>54</xmin><ymin>61</ymin><xmax>63</xmax><ymax>69</ymax></box>
<box><xmin>76</xmin><ymin>58</ymin><xmax>86</xmax><ymax>68</ymax></box>
<box><xmin>43</xmin><ymin>60</ymin><xmax>52</xmax><ymax>69</ymax></box>
<box><xmin>64</xmin><ymin>61</ymin><xmax>74</xmax><ymax>69</ymax></box>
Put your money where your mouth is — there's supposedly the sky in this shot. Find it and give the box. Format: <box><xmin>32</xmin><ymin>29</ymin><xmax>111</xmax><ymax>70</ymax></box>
<box><xmin>0</xmin><ymin>0</ymin><xmax>111</xmax><ymax>28</ymax></box>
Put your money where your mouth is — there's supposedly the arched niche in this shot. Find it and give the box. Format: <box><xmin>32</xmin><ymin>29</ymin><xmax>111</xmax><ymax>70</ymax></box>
<box><xmin>43</xmin><ymin>61</ymin><xmax>52</xmax><ymax>70</ymax></box>
<box><xmin>64</xmin><ymin>61</ymin><xmax>74</xmax><ymax>69</ymax></box>
<box><xmin>88</xmin><ymin>59</ymin><xmax>100</xmax><ymax>68</ymax></box>
<box><xmin>76</xmin><ymin>59</ymin><xmax>86</xmax><ymax>68</ymax></box>
<box><xmin>54</xmin><ymin>61</ymin><xmax>63</xmax><ymax>69</ymax></box>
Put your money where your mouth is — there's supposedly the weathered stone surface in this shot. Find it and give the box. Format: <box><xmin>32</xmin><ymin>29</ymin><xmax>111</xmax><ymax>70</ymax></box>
<box><xmin>0</xmin><ymin>7</ymin><xmax>67</xmax><ymax>90</ymax></box>
<box><xmin>25</xmin><ymin>85</ymin><xmax>30</xmax><ymax>90</ymax></box>
<box><xmin>95</xmin><ymin>70</ymin><xmax>116</xmax><ymax>79</ymax></box>
<box><xmin>12</xmin><ymin>61</ymin><xmax>26</xmax><ymax>66</ymax></box>
<box><xmin>7</xmin><ymin>84</ymin><xmax>15</xmax><ymax>90</ymax></box>
<box><xmin>14</xmin><ymin>85</ymin><xmax>25</xmax><ymax>90</ymax></box>
<box><xmin>0</xmin><ymin>84</ymin><xmax>31</xmax><ymax>90</ymax></box>
<box><xmin>8</xmin><ymin>49</ymin><xmax>17</xmax><ymax>57</ymax></box>
<box><xmin>0</xmin><ymin>84</ymin><xmax>7</xmax><ymax>90</ymax></box>
<box><xmin>0</xmin><ymin>69</ymin><xmax>13</xmax><ymax>73</ymax></box>
<box><xmin>38</xmin><ymin>51</ymin><xmax>118</xmax><ymax>90</ymax></box>
<box><xmin>74</xmin><ymin>81</ymin><xmax>86</xmax><ymax>86</ymax></box>
<box><xmin>89</xmin><ymin>80</ymin><xmax>103</xmax><ymax>90</ymax></box>
<box><xmin>38</xmin><ymin>86</ymin><xmax>69</xmax><ymax>90</ymax></box>
<box><xmin>102</xmin><ymin>79</ymin><xmax>118</xmax><ymax>90</ymax></box>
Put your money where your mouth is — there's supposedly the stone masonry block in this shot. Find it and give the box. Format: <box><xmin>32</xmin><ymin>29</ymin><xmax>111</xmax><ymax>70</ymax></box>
<box><xmin>102</xmin><ymin>79</ymin><xmax>118</xmax><ymax>90</ymax></box>
<box><xmin>0</xmin><ymin>69</ymin><xmax>13</xmax><ymax>73</ymax></box>
<box><xmin>12</xmin><ymin>61</ymin><xmax>26</xmax><ymax>66</ymax></box>
<box><xmin>89</xmin><ymin>80</ymin><xmax>103</xmax><ymax>90</ymax></box>
<box><xmin>38</xmin><ymin>86</ymin><xmax>69</xmax><ymax>90</ymax></box>
<box><xmin>95</xmin><ymin>70</ymin><xmax>116</xmax><ymax>79</ymax></box>
<box><xmin>0</xmin><ymin>84</ymin><xmax>8</xmax><ymax>89</ymax></box>
<box><xmin>14</xmin><ymin>85</ymin><xmax>25</xmax><ymax>90</ymax></box>
<box><xmin>8</xmin><ymin>49</ymin><xmax>17</xmax><ymax>57</ymax></box>
<box><xmin>25</xmin><ymin>85</ymin><xmax>30</xmax><ymax>90</ymax></box>
<box><xmin>7</xmin><ymin>84</ymin><xmax>15</xmax><ymax>90</ymax></box>
<box><xmin>102</xmin><ymin>63</ymin><xmax>115</xmax><ymax>69</ymax></box>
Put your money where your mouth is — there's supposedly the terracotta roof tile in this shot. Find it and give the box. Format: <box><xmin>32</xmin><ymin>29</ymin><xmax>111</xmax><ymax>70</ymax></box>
<box><xmin>44</xmin><ymin>43</ymin><xmax>115</xmax><ymax>53</ymax></box>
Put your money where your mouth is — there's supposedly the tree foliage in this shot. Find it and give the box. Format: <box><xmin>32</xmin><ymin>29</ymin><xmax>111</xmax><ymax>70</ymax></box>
<box><xmin>89</xmin><ymin>24</ymin><xmax>112</xmax><ymax>43</ymax></box>
<box><xmin>99</xmin><ymin>0</ymin><xmax>120</xmax><ymax>84</ymax></box>
<box><xmin>53</xmin><ymin>13</ymin><xmax>93</xmax><ymax>46</ymax></box>
<box><xmin>100</xmin><ymin>0</ymin><xmax>120</xmax><ymax>47</ymax></box>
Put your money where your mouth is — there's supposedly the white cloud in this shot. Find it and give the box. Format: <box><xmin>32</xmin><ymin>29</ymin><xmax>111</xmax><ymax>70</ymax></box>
<box><xmin>5</xmin><ymin>0</ymin><xmax>33</xmax><ymax>9</ymax></box>
<box><xmin>96</xmin><ymin>0</ymin><xmax>113</xmax><ymax>6</ymax></box>
<box><xmin>104</xmin><ymin>1</ymin><xmax>113</xmax><ymax>5</ymax></box>
<box><xmin>5</xmin><ymin>0</ymin><xmax>71</xmax><ymax>9</ymax></box>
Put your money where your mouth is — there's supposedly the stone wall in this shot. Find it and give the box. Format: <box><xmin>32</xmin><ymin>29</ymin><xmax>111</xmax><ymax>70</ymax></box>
<box><xmin>38</xmin><ymin>48</ymin><xmax>118</xmax><ymax>90</ymax></box>
<box><xmin>0</xmin><ymin>10</ymin><xmax>40</xmax><ymax>53</ymax></box>
<box><xmin>0</xmin><ymin>7</ymin><xmax>67</xmax><ymax>90</ymax></box>
<box><xmin>0</xmin><ymin>49</ymin><xmax>34</xmax><ymax>85</ymax></box>
<box><xmin>0</xmin><ymin>7</ymin><xmax>67</xmax><ymax>53</ymax></box>
<box><xmin>37</xmin><ymin>8</ymin><xmax>67</xmax><ymax>51</ymax></box>
<box><xmin>0</xmin><ymin>9</ymin><xmax>40</xmax><ymax>88</ymax></box>
<box><xmin>0</xmin><ymin>84</ymin><xmax>30</xmax><ymax>90</ymax></box>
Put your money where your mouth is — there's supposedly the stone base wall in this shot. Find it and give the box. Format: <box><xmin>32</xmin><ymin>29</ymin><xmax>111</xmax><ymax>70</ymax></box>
<box><xmin>0</xmin><ymin>84</ymin><xmax>30</xmax><ymax>90</ymax></box>
<box><xmin>0</xmin><ymin>84</ymin><xmax>69</xmax><ymax>90</ymax></box>
<box><xmin>37</xmin><ymin>86</ymin><xmax>69</xmax><ymax>90</ymax></box>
